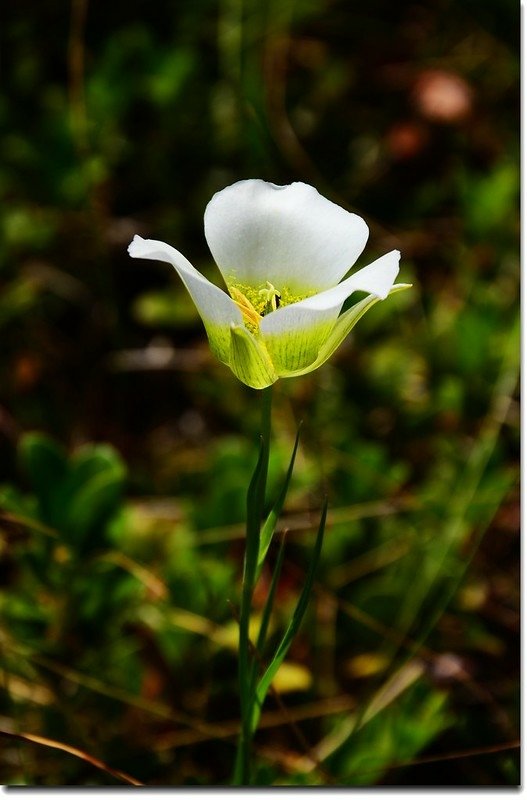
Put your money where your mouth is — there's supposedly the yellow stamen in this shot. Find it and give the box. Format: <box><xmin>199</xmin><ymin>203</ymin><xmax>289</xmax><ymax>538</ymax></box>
<box><xmin>230</xmin><ymin>286</ymin><xmax>262</xmax><ymax>330</ymax></box>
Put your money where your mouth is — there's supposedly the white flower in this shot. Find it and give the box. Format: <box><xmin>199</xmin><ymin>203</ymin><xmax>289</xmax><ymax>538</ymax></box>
<box><xmin>128</xmin><ymin>180</ymin><xmax>410</xmax><ymax>389</ymax></box>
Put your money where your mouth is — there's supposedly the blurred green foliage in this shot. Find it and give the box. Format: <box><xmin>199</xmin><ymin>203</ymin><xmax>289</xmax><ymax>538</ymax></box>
<box><xmin>0</xmin><ymin>0</ymin><xmax>519</xmax><ymax>787</ymax></box>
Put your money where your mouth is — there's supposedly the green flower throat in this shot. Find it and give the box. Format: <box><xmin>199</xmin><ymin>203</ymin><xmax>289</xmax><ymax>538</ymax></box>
<box><xmin>229</xmin><ymin>281</ymin><xmax>316</xmax><ymax>333</ymax></box>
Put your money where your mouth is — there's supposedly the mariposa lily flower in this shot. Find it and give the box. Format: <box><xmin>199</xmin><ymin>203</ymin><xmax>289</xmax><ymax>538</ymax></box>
<box><xmin>129</xmin><ymin>180</ymin><xmax>410</xmax><ymax>389</ymax></box>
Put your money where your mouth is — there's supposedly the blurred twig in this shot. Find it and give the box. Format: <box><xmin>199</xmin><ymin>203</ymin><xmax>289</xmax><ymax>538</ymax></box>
<box><xmin>259</xmin><ymin>738</ymin><xmax>520</xmax><ymax>781</ymax></box>
<box><xmin>4</xmin><ymin>641</ymin><xmax>357</xmax><ymax>749</ymax></box>
<box><xmin>194</xmin><ymin>498</ymin><xmax>407</xmax><ymax>545</ymax></box>
<box><xmin>0</xmin><ymin>726</ymin><xmax>143</xmax><ymax>786</ymax></box>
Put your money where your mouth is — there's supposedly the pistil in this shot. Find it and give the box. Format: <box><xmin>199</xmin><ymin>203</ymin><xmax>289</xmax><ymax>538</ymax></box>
<box><xmin>258</xmin><ymin>282</ymin><xmax>281</xmax><ymax>314</ymax></box>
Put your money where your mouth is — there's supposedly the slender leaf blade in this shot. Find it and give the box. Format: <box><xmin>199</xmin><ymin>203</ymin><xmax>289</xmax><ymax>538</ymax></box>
<box><xmin>252</xmin><ymin>499</ymin><xmax>328</xmax><ymax>731</ymax></box>
<box><xmin>257</xmin><ymin>423</ymin><xmax>302</xmax><ymax>573</ymax></box>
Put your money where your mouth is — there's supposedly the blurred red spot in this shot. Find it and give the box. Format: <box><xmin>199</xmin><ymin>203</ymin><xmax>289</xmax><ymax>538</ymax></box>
<box><xmin>413</xmin><ymin>70</ymin><xmax>473</xmax><ymax>123</ymax></box>
<box><xmin>15</xmin><ymin>354</ymin><xmax>42</xmax><ymax>390</ymax></box>
<box><xmin>386</xmin><ymin>122</ymin><xmax>428</xmax><ymax>160</ymax></box>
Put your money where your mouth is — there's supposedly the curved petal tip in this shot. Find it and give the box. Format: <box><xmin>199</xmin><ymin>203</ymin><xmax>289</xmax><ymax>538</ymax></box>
<box><xmin>128</xmin><ymin>234</ymin><xmax>148</xmax><ymax>258</ymax></box>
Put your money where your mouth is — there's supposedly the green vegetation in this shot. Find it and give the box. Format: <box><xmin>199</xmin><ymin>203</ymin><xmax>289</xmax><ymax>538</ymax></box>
<box><xmin>0</xmin><ymin>0</ymin><xmax>518</xmax><ymax>786</ymax></box>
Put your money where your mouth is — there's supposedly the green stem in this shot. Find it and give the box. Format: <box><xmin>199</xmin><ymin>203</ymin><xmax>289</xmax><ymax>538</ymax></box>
<box><xmin>233</xmin><ymin>385</ymin><xmax>273</xmax><ymax>786</ymax></box>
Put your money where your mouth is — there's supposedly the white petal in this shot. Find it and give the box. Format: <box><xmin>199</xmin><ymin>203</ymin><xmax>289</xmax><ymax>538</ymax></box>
<box><xmin>292</xmin><ymin>250</ymin><xmax>401</xmax><ymax>310</ymax></box>
<box><xmin>261</xmin><ymin>310</ymin><xmax>337</xmax><ymax>374</ymax></box>
<box><xmin>203</xmin><ymin>180</ymin><xmax>369</xmax><ymax>292</ymax></box>
<box><xmin>128</xmin><ymin>235</ymin><xmax>242</xmax><ymax>363</ymax></box>
<box><xmin>285</xmin><ymin>283</ymin><xmax>412</xmax><ymax>378</ymax></box>
<box><xmin>259</xmin><ymin>250</ymin><xmax>400</xmax><ymax>374</ymax></box>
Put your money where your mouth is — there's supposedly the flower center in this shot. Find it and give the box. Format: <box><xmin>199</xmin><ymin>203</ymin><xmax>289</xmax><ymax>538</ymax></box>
<box><xmin>229</xmin><ymin>281</ymin><xmax>316</xmax><ymax>332</ymax></box>
<box><xmin>259</xmin><ymin>281</ymin><xmax>282</xmax><ymax>314</ymax></box>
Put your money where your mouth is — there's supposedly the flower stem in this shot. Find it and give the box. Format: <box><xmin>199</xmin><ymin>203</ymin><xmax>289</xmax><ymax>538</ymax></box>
<box><xmin>233</xmin><ymin>385</ymin><xmax>273</xmax><ymax>785</ymax></box>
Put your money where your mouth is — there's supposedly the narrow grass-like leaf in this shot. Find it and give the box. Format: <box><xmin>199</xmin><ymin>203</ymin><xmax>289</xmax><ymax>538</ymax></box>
<box><xmin>257</xmin><ymin>423</ymin><xmax>302</xmax><ymax>573</ymax></box>
<box><xmin>248</xmin><ymin>535</ymin><xmax>287</xmax><ymax>699</ymax></box>
<box><xmin>256</xmin><ymin>536</ymin><xmax>286</xmax><ymax>657</ymax></box>
<box><xmin>245</xmin><ymin>437</ymin><xmax>265</xmax><ymax>578</ymax></box>
<box><xmin>239</xmin><ymin>438</ymin><xmax>265</xmax><ymax>713</ymax></box>
<box><xmin>251</xmin><ymin>498</ymin><xmax>328</xmax><ymax>732</ymax></box>
<box><xmin>234</xmin><ymin>437</ymin><xmax>266</xmax><ymax>787</ymax></box>
<box><xmin>234</xmin><ymin>385</ymin><xmax>273</xmax><ymax>785</ymax></box>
